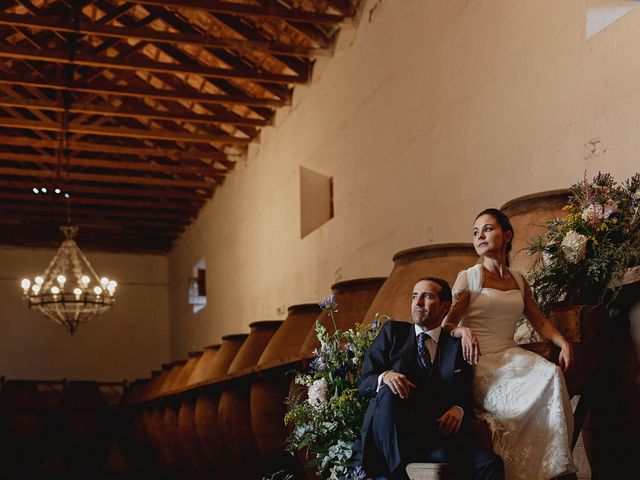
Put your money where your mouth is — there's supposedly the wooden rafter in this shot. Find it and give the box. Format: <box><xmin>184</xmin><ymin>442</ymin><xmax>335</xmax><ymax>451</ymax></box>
<box><xmin>0</xmin><ymin>135</ymin><xmax>231</xmax><ymax>161</ymax></box>
<box><xmin>0</xmin><ymin>166</ymin><xmax>216</xmax><ymax>189</ymax></box>
<box><xmin>0</xmin><ymin>116</ymin><xmax>253</xmax><ymax>144</ymax></box>
<box><xmin>0</xmin><ymin>71</ymin><xmax>286</xmax><ymax>108</ymax></box>
<box><xmin>0</xmin><ymin>44</ymin><xmax>309</xmax><ymax>84</ymax></box>
<box><xmin>0</xmin><ymin>151</ymin><xmax>228</xmax><ymax>176</ymax></box>
<box><xmin>0</xmin><ymin>11</ymin><xmax>331</xmax><ymax>58</ymax></box>
<box><xmin>0</xmin><ymin>96</ymin><xmax>271</xmax><ymax>127</ymax></box>
<box><xmin>127</xmin><ymin>0</ymin><xmax>348</xmax><ymax>25</ymax></box>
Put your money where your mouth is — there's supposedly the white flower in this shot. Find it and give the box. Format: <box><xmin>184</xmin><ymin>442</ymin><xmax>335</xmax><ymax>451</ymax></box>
<box><xmin>581</xmin><ymin>203</ymin><xmax>604</xmax><ymax>224</ymax></box>
<box><xmin>603</xmin><ymin>199</ymin><xmax>619</xmax><ymax>219</ymax></box>
<box><xmin>308</xmin><ymin>377</ymin><xmax>329</xmax><ymax>408</ymax></box>
<box><xmin>561</xmin><ymin>230</ymin><xmax>588</xmax><ymax>263</ymax></box>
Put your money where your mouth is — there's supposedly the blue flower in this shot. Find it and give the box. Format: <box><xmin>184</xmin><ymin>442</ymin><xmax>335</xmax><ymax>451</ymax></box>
<box><xmin>352</xmin><ymin>466</ymin><xmax>367</xmax><ymax>480</ymax></box>
<box><xmin>319</xmin><ymin>294</ymin><xmax>338</xmax><ymax>312</ymax></box>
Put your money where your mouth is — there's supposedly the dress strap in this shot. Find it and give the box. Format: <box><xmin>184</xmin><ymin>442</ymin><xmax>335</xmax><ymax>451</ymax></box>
<box><xmin>508</xmin><ymin>267</ymin><xmax>525</xmax><ymax>299</ymax></box>
<box><xmin>463</xmin><ymin>264</ymin><xmax>483</xmax><ymax>305</ymax></box>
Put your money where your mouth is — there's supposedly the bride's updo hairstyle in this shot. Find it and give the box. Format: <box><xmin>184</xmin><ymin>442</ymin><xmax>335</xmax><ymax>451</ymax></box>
<box><xmin>475</xmin><ymin>208</ymin><xmax>514</xmax><ymax>267</ymax></box>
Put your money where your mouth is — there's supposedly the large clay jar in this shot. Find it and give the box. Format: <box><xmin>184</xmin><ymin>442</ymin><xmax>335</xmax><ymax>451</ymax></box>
<box><xmin>142</xmin><ymin>364</ymin><xmax>173</xmax><ymax>474</ymax></box>
<box><xmin>251</xmin><ymin>304</ymin><xmax>322</xmax><ymax>476</ymax></box>
<box><xmin>173</xmin><ymin>350</ymin><xmax>202</xmax><ymax>393</ymax></box>
<box><xmin>362</xmin><ymin>244</ymin><xmax>477</xmax><ymax>326</ymax></box>
<box><xmin>58</xmin><ymin>381</ymin><xmax>111</xmax><ymax>476</ymax></box>
<box><xmin>0</xmin><ymin>380</ymin><xmax>48</xmax><ymax>477</ymax></box>
<box><xmin>118</xmin><ymin>379</ymin><xmax>157</xmax><ymax>477</ymax></box>
<box><xmin>218</xmin><ymin>320</ymin><xmax>283</xmax><ymax>480</ymax></box>
<box><xmin>301</xmin><ymin>277</ymin><xmax>386</xmax><ymax>354</ymax></box>
<box><xmin>194</xmin><ymin>335</ymin><xmax>246</xmax><ymax>479</ymax></box>
<box><xmin>500</xmin><ymin>189</ymin><xmax>569</xmax><ymax>274</ymax></box>
<box><xmin>188</xmin><ymin>344</ymin><xmax>222</xmax><ymax>386</ymax></box>
<box><xmin>159</xmin><ymin>360</ymin><xmax>189</xmax><ymax>479</ymax></box>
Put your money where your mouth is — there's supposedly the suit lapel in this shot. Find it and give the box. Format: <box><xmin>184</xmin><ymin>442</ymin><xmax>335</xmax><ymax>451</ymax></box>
<box><xmin>435</xmin><ymin>333</ymin><xmax>455</xmax><ymax>380</ymax></box>
<box><xmin>398</xmin><ymin>323</ymin><xmax>418</xmax><ymax>373</ymax></box>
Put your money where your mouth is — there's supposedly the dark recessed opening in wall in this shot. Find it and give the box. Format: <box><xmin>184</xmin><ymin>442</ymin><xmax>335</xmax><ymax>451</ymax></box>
<box><xmin>188</xmin><ymin>259</ymin><xmax>207</xmax><ymax>313</ymax></box>
<box><xmin>300</xmin><ymin>166</ymin><xmax>334</xmax><ymax>238</ymax></box>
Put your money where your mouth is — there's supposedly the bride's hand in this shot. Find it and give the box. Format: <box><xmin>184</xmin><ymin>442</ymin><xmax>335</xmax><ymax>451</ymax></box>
<box><xmin>456</xmin><ymin>327</ymin><xmax>480</xmax><ymax>365</ymax></box>
<box><xmin>557</xmin><ymin>338</ymin><xmax>573</xmax><ymax>372</ymax></box>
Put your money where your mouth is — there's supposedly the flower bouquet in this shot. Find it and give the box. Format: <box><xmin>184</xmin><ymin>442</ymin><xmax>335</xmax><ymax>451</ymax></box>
<box><xmin>285</xmin><ymin>295</ymin><xmax>388</xmax><ymax>479</ymax></box>
<box><xmin>527</xmin><ymin>172</ymin><xmax>640</xmax><ymax>314</ymax></box>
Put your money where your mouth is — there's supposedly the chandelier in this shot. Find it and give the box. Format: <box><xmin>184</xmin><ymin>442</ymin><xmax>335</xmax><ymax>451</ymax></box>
<box><xmin>20</xmin><ymin>225</ymin><xmax>117</xmax><ymax>335</ymax></box>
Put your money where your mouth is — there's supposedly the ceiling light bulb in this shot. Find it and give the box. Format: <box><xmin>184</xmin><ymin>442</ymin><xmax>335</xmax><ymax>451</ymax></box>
<box><xmin>64</xmin><ymin>193</ymin><xmax>70</xmax><ymax>198</ymax></box>
<box><xmin>54</xmin><ymin>188</ymin><xmax>61</xmax><ymax>194</ymax></box>
<box><xmin>108</xmin><ymin>280</ymin><xmax>117</xmax><ymax>289</ymax></box>
<box><xmin>32</xmin><ymin>187</ymin><xmax>39</xmax><ymax>194</ymax></box>
<box><xmin>57</xmin><ymin>274</ymin><xmax>66</xmax><ymax>285</ymax></box>
<box><xmin>35</xmin><ymin>276</ymin><xmax>44</xmax><ymax>285</ymax></box>
<box><xmin>51</xmin><ymin>286</ymin><xmax>60</xmax><ymax>294</ymax></box>
<box><xmin>100</xmin><ymin>277</ymin><xmax>109</xmax><ymax>287</ymax></box>
<box><xmin>93</xmin><ymin>286</ymin><xmax>103</xmax><ymax>295</ymax></box>
<box><xmin>81</xmin><ymin>275</ymin><xmax>90</xmax><ymax>285</ymax></box>
<box><xmin>21</xmin><ymin>279</ymin><xmax>31</xmax><ymax>290</ymax></box>
<box><xmin>41</xmin><ymin>187</ymin><xmax>47</xmax><ymax>193</ymax></box>
<box><xmin>73</xmin><ymin>287</ymin><xmax>82</xmax><ymax>296</ymax></box>
<box><xmin>32</xmin><ymin>284</ymin><xmax>41</xmax><ymax>294</ymax></box>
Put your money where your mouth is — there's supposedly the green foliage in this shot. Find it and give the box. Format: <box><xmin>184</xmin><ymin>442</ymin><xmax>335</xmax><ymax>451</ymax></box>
<box><xmin>285</xmin><ymin>296</ymin><xmax>388</xmax><ymax>479</ymax></box>
<box><xmin>527</xmin><ymin>172</ymin><xmax>640</xmax><ymax>313</ymax></box>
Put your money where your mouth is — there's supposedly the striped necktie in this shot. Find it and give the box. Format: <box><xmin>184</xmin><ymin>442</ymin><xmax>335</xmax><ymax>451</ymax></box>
<box><xmin>417</xmin><ymin>332</ymin><xmax>432</xmax><ymax>370</ymax></box>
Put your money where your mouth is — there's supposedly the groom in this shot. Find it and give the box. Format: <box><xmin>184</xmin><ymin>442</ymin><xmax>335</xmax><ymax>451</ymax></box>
<box><xmin>352</xmin><ymin>276</ymin><xmax>503</xmax><ymax>480</ymax></box>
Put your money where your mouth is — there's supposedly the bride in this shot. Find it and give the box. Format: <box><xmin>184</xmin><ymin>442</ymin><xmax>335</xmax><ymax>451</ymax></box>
<box><xmin>442</xmin><ymin>208</ymin><xmax>577</xmax><ymax>480</ymax></box>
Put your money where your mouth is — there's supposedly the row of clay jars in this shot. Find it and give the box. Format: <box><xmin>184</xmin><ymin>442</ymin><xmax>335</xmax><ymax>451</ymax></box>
<box><xmin>121</xmin><ymin>277</ymin><xmax>387</xmax><ymax>479</ymax></box>
<box><xmin>0</xmin><ymin>380</ymin><xmax>113</xmax><ymax>476</ymax></box>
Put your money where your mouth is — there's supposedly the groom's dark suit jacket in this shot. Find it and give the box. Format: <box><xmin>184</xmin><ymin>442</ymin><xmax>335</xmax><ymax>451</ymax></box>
<box><xmin>356</xmin><ymin>320</ymin><xmax>473</xmax><ymax>476</ymax></box>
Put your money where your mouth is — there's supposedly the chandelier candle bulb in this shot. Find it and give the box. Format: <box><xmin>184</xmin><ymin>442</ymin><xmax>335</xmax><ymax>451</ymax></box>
<box><xmin>19</xmin><ymin>225</ymin><xmax>117</xmax><ymax>335</ymax></box>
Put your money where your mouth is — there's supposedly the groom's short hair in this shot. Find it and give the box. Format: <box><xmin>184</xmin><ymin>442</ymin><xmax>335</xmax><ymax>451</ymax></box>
<box><xmin>417</xmin><ymin>276</ymin><xmax>452</xmax><ymax>303</ymax></box>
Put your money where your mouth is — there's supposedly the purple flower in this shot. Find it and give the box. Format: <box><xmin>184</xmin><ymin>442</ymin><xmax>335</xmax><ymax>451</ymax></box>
<box><xmin>318</xmin><ymin>294</ymin><xmax>338</xmax><ymax>312</ymax></box>
<box><xmin>352</xmin><ymin>466</ymin><xmax>367</xmax><ymax>480</ymax></box>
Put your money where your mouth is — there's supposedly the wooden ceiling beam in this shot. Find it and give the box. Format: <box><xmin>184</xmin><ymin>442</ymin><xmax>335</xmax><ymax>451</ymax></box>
<box><xmin>0</xmin><ymin>135</ymin><xmax>231</xmax><ymax>161</ymax></box>
<box><xmin>0</xmin><ymin>151</ymin><xmax>228</xmax><ymax>176</ymax></box>
<box><xmin>128</xmin><ymin>0</ymin><xmax>347</xmax><ymax>25</ymax></box>
<box><xmin>0</xmin><ymin>96</ymin><xmax>271</xmax><ymax>127</ymax></box>
<box><xmin>0</xmin><ymin>214</ymin><xmax>185</xmax><ymax>232</ymax></box>
<box><xmin>0</xmin><ymin>204</ymin><xmax>191</xmax><ymax>223</ymax></box>
<box><xmin>0</xmin><ymin>191</ymin><xmax>201</xmax><ymax>211</ymax></box>
<box><xmin>0</xmin><ymin>44</ymin><xmax>307</xmax><ymax>85</ymax></box>
<box><xmin>0</xmin><ymin>233</ymin><xmax>175</xmax><ymax>253</ymax></box>
<box><xmin>0</xmin><ymin>71</ymin><xmax>285</xmax><ymax>108</ymax></box>
<box><xmin>0</xmin><ymin>166</ymin><xmax>216</xmax><ymax>189</ymax></box>
<box><xmin>0</xmin><ymin>116</ymin><xmax>252</xmax><ymax>145</ymax></box>
<box><xmin>0</xmin><ymin>178</ymin><xmax>211</xmax><ymax>200</ymax></box>
<box><xmin>0</xmin><ymin>11</ymin><xmax>329</xmax><ymax>58</ymax></box>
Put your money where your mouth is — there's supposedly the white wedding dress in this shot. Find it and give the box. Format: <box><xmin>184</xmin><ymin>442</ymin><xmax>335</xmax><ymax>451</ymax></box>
<box><xmin>460</xmin><ymin>267</ymin><xmax>577</xmax><ymax>480</ymax></box>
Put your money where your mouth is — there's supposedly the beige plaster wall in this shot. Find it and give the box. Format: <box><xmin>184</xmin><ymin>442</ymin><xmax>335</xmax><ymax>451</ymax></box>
<box><xmin>0</xmin><ymin>246</ymin><xmax>170</xmax><ymax>381</ymax></box>
<box><xmin>168</xmin><ymin>0</ymin><xmax>640</xmax><ymax>357</ymax></box>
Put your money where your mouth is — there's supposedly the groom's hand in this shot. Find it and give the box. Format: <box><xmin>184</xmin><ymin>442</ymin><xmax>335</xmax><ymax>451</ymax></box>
<box><xmin>382</xmin><ymin>370</ymin><xmax>416</xmax><ymax>399</ymax></box>
<box><xmin>437</xmin><ymin>407</ymin><xmax>464</xmax><ymax>436</ymax></box>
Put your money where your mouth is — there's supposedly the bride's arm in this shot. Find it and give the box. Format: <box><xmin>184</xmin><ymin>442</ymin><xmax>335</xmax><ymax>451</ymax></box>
<box><xmin>442</xmin><ymin>272</ymin><xmax>479</xmax><ymax>365</ymax></box>
<box><xmin>521</xmin><ymin>277</ymin><xmax>573</xmax><ymax>371</ymax></box>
